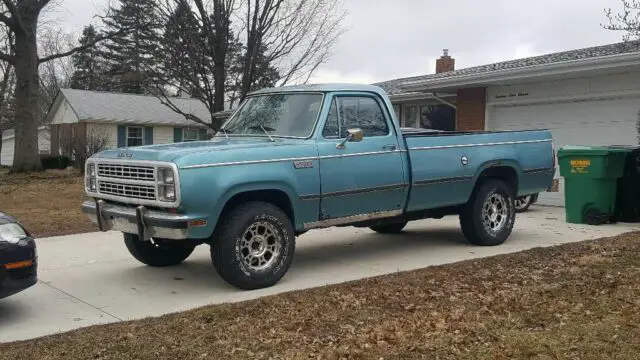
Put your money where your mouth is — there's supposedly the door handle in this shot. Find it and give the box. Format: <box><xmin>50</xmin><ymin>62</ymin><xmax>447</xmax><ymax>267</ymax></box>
<box><xmin>382</xmin><ymin>144</ymin><xmax>397</xmax><ymax>151</ymax></box>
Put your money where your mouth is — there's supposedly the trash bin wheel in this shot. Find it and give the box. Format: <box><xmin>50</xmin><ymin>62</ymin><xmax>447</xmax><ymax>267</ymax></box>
<box><xmin>585</xmin><ymin>207</ymin><xmax>607</xmax><ymax>226</ymax></box>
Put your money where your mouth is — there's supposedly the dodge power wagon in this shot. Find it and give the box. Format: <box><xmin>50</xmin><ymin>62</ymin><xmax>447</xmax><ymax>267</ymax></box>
<box><xmin>82</xmin><ymin>84</ymin><xmax>555</xmax><ymax>290</ymax></box>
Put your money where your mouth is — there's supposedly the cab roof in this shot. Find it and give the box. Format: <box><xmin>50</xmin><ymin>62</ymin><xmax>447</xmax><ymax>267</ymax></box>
<box><xmin>248</xmin><ymin>83</ymin><xmax>388</xmax><ymax>97</ymax></box>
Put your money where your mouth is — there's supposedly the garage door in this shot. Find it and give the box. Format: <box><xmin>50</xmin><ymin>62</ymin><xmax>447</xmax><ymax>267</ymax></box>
<box><xmin>489</xmin><ymin>97</ymin><xmax>640</xmax><ymax>206</ymax></box>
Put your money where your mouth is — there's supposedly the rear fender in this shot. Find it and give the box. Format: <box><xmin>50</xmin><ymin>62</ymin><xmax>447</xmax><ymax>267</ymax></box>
<box><xmin>472</xmin><ymin>159</ymin><xmax>523</xmax><ymax>197</ymax></box>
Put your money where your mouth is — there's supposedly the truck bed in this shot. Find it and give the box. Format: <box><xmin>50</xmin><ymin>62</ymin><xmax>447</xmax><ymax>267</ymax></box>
<box><xmin>402</xmin><ymin>128</ymin><xmax>555</xmax><ymax>212</ymax></box>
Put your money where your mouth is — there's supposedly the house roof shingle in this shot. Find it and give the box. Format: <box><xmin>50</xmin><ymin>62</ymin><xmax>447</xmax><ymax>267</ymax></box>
<box><xmin>374</xmin><ymin>41</ymin><xmax>640</xmax><ymax>95</ymax></box>
<box><xmin>59</xmin><ymin>89</ymin><xmax>212</xmax><ymax>127</ymax></box>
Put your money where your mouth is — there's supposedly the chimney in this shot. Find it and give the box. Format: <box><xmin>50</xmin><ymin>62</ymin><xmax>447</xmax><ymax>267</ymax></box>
<box><xmin>435</xmin><ymin>48</ymin><xmax>455</xmax><ymax>74</ymax></box>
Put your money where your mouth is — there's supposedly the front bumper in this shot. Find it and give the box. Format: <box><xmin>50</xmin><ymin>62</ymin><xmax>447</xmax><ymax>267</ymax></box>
<box><xmin>82</xmin><ymin>200</ymin><xmax>205</xmax><ymax>240</ymax></box>
<box><xmin>0</xmin><ymin>238</ymin><xmax>38</xmax><ymax>299</ymax></box>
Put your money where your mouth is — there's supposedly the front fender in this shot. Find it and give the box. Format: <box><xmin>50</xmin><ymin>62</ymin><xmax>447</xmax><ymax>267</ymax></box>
<box><xmin>179</xmin><ymin>162</ymin><xmax>319</xmax><ymax>239</ymax></box>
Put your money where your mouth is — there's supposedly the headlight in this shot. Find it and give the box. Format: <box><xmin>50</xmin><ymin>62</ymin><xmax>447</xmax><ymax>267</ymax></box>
<box><xmin>158</xmin><ymin>167</ymin><xmax>175</xmax><ymax>184</ymax></box>
<box><xmin>86</xmin><ymin>163</ymin><xmax>97</xmax><ymax>192</ymax></box>
<box><xmin>0</xmin><ymin>223</ymin><xmax>28</xmax><ymax>244</ymax></box>
<box><xmin>162</xmin><ymin>186</ymin><xmax>176</xmax><ymax>201</ymax></box>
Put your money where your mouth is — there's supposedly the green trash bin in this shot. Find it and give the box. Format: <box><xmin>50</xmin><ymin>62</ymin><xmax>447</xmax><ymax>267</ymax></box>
<box><xmin>557</xmin><ymin>145</ymin><xmax>629</xmax><ymax>225</ymax></box>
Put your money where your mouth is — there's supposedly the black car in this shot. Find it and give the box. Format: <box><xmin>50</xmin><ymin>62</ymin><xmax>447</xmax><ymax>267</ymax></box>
<box><xmin>0</xmin><ymin>211</ymin><xmax>37</xmax><ymax>299</ymax></box>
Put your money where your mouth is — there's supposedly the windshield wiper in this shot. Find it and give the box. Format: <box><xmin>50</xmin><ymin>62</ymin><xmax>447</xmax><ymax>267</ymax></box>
<box><xmin>249</xmin><ymin>125</ymin><xmax>276</xmax><ymax>142</ymax></box>
<box><xmin>219</xmin><ymin>128</ymin><xmax>230</xmax><ymax>139</ymax></box>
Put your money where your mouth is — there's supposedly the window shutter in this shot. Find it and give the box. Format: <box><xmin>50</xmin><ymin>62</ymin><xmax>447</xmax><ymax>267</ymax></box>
<box><xmin>117</xmin><ymin>125</ymin><xmax>126</xmax><ymax>148</ymax></box>
<box><xmin>144</xmin><ymin>126</ymin><xmax>153</xmax><ymax>145</ymax></box>
<box><xmin>199</xmin><ymin>128</ymin><xmax>207</xmax><ymax>140</ymax></box>
<box><xmin>173</xmin><ymin>128</ymin><xmax>183</xmax><ymax>143</ymax></box>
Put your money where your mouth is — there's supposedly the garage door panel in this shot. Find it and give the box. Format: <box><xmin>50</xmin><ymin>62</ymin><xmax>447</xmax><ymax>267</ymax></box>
<box><xmin>489</xmin><ymin>97</ymin><xmax>640</xmax><ymax>206</ymax></box>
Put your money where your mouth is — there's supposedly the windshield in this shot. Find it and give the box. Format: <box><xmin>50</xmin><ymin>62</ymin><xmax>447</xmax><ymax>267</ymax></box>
<box><xmin>221</xmin><ymin>93</ymin><xmax>324</xmax><ymax>138</ymax></box>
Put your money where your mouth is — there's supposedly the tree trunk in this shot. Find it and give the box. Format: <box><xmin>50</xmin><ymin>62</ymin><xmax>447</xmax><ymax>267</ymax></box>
<box><xmin>11</xmin><ymin>16</ymin><xmax>43</xmax><ymax>172</ymax></box>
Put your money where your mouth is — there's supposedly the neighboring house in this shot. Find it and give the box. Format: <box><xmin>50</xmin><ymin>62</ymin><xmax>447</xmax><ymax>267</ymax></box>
<box><xmin>376</xmin><ymin>41</ymin><xmax>640</xmax><ymax>206</ymax></box>
<box><xmin>0</xmin><ymin>126</ymin><xmax>50</xmax><ymax>166</ymax></box>
<box><xmin>45</xmin><ymin>89</ymin><xmax>217</xmax><ymax>157</ymax></box>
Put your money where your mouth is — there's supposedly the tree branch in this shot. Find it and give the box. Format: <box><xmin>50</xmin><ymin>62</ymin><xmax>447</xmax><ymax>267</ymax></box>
<box><xmin>38</xmin><ymin>30</ymin><xmax>124</xmax><ymax>64</ymax></box>
<box><xmin>2</xmin><ymin>0</ymin><xmax>25</xmax><ymax>32</ymax></box>
<box><xmin>0</xmin><ymin>50</ymin><xmax>15</xmax><ymax>64</ymax></box>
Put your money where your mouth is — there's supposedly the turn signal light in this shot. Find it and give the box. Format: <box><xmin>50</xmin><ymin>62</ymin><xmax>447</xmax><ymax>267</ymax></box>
<box><xmin>188</xmin><ymin>220</ymin><xmax>208</xmax><ymax>228</ymax></box>
<box><xmin>4</xmin><ymin>259</ymin><xmax>33</xmax><ymax>270</ymax></box>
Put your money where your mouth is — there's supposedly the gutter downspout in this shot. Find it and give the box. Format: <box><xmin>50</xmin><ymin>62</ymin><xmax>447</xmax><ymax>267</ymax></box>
<box><xmin>433</xmin><ymin>93</ymin><xmax>457</xmax><ymax>109</ymax></box>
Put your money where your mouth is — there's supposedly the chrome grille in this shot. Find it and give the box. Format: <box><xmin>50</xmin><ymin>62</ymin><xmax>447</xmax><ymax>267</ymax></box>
<box><xmin>98</xmin><ymin>181</ymin><xmax>156</xmax><ymax>200</ymax></box>
<box><xmin>97</xmin><ymin>164</ymin><xmax>155</xmax><ymax>181</ymax></box>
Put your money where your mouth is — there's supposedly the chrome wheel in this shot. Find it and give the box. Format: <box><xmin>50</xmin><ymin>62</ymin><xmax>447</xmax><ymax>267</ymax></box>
<box><xmin>482</xmin><ymin>193</ymin><xmax>508</xmax><ymax>234</ymax></box>
<box><xmin>514</xmin><ymin>195</ymin><xmax>532</xmax><ymax>211</ymax></box>
<box><xmin>240</xmin><ymin>221</ymin><xmax>282</xmax><ymax>271</ymax></box>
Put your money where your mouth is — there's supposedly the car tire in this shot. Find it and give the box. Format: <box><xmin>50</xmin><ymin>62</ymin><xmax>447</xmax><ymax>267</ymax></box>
<box><xmin>370</xmin><ymin>221</ymin><xmax>408</xmax><ymax>234</ymax></box>
<box><xmin>514</xmin><ymin>195</ymin><xmax>534</xmax><ymax>213</ymax></box>
<box><xmin>459</xmin><ymin>179</ymin><xmax>516</xmax><ymax>246</ymax></box>
<box><xmin>124</xmin><ymin>233</ymin><xmax>196</xmax><ymax>267</ymax></box>
<box><xmin>211</xmin><ymin>201</ymin><xmax>295</xmax><ymax>290</ymax></box>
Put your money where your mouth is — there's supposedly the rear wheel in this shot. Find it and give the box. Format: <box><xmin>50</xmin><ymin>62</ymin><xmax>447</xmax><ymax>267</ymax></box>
<box><xmin>211</xmin><ymin>201</ymin><xmax>295</xmax><ymax>290</ymax></box>
<box><xmin>514</xmin><ymin>195</ymin><xmax>534</xmax><ymax>212</ymax></box>
<box><xmin>124</xmin><ymin>233</ymin><xmax>196</xmax><ymax>267</ymax></box>
<box><xmin>459</xmin><ymin>179</ymin><xmax>516</xmax><ymax>246</ymax></box>
<box><xmin>370</xmin><ymin>221</ymin><xmax>408</xmax><ymax>234</ymax></box>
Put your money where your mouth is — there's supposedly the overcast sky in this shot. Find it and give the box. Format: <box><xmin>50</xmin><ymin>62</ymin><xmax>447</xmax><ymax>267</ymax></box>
<box><xmin>52</xmin><ymin>0</ymin><xmax>628</xmax><ymax>84</ymax></box>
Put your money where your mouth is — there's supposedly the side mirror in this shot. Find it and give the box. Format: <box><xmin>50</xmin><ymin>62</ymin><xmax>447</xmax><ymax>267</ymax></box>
<box><xmin>336</xmin><ymin>128</ymin><xmax>364</xmax><ymax>149</ymax></box>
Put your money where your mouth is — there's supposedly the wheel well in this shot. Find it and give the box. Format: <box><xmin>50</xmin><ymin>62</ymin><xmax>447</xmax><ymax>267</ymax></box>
<box><xmin>219</xmin><ymin>189</ymin><xmax>295</xmax><ymax>224</ymax></box>
<box><xmin>475</xmin><ymin>166</ymin><xmax>518</xmax><ymax>196</ymax></box>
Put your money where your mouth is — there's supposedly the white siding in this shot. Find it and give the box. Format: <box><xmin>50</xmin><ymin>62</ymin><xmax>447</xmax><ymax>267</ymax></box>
<box><xmin>1</xmin><ymin>128</ymin><xmax>50</xmax><ymax>166</ymax></box>
<box><xmin>86</xmin><ymin>123</ymin><xmax>118</xmax><ymax>149</ymax></box>
<box><xmin>153</xmin><ymin>125</ymin><xmax>175</xmax><ymax>144</ymax></box>
<box><xmin>51</xmin><ymin>99</ymin><xmax>80</xmax><ymax>124</ymax></box>
<box><xmin>487</xmin><ymin>71</ymin><xmax>640</xmax><ymax>107</ymax></box>
<box><xmin>1</xmin><ymin>137</ymin><xmax>14</xmax><ymax>166</ymax></box>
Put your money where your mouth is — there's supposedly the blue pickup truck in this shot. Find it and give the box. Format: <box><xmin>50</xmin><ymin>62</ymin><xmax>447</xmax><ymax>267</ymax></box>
<box><xmin>82</xmin><ymin>84</ymin><xmax>554</xmax><ymax>290</ymax></box>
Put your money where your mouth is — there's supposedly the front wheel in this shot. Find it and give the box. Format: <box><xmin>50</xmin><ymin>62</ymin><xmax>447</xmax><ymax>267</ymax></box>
<box><xmin>459</xmin><ymin>179</ymin><xmax>516</xmax><ymax>246</ymax></box>
<box><xmin>124</xmin><ymin>233</ymin><xmax>196</xmax><ymax>267</ymax></box>
<box><xmin>211</xmin><ymin>201</ymin><xmax>295</xmax><ymax>290</ymax></box>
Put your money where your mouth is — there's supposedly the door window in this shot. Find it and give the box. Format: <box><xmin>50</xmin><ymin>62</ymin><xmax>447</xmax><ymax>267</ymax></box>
<box><xmin>322</xmin><ymin>96</ymin><xmax>389</xmax><ymax>138</ymax></box>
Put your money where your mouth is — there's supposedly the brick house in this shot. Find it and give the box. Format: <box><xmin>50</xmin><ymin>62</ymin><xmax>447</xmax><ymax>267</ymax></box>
<box><xmin>376</xmin><ymin>41</ymin><xmax>640</xmax><ymax>206</ymax></box>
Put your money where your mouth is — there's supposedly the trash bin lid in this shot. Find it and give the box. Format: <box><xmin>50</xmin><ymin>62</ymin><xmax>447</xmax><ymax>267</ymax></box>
<box><xmin>557</xmin><ymin>145</ymin><xmax>631</xmax><ymax>158</ymax></box>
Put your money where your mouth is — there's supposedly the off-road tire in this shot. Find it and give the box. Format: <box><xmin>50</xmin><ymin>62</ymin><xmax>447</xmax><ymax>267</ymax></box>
<box><xmin>459</xmin><ymin>179</ymin><xmax>516</xmax><ymax>246</ymax></box>
<box><xmin>124</xmin><ymin>233</ymin><xmax>196</xmax><ymax>267</ymax></box>
<box><xmin>211</xmin><ymin>201</ymin><xmax>295</xmax><ymax>290</ymax></box>
<box><xmin>514</xmin><ymin>195</ymin><xmax>534</xmax><ymax>213</ymax></box>
<box><xmin>370</xmin><ymin>221</ymin><xmax>408</xmax><ymax>234</ymax></box>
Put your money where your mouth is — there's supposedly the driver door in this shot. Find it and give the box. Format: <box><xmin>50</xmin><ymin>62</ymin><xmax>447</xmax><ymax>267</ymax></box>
<box><xmin>316</xmin><ymin>93</ymin><xmax>406</xmax><ymax>221</ymax></box>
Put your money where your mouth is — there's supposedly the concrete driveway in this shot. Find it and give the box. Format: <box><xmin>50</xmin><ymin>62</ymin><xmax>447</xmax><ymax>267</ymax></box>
<box><xmin>1</xmin><ymin>206</ymin><xmax>638</xmax><ymax>343</ymax></box>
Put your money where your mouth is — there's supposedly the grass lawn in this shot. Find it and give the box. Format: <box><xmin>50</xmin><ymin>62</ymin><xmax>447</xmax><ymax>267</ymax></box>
<box><xmin>1</xmin><ymin>232</ymin><xmax>639</xmax><ymax>359</ymax></box>
<box><xmin>0</xmin><ymin>169</ymin><xmax>95</xmax><ymax>237</ymax></box>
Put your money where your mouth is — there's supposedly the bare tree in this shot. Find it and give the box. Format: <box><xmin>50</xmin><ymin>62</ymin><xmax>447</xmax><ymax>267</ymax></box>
<box><xmin>38</xmin><ymin>26</ymin><xmax>74</xmax><ymax>122</ymax></box>
<box><xmin>150</xmin><ymin>0</ymin><xmax>345</xmax><ymax>131</ymax></box>
<box><xmin>235</xmin><ymin>0</ymin><xmax>347</xmax><ymax>102</ymax></box>
<box><xmin>0</xmin><ymin>21</ymin><xmax>13</xmax><ymax>159</ymax></box>
<box><xmin>604</xmin><ymin>0</ymin><xmax>640</xmax><ymax>42</ymax></box>
<box><xmin>73</xmin><ymin>127</ymin><xmax>110</xmax><ymax>173</ymax></box>
<box><xmin>148</xmin><ymin>0</ymin><xmax>237</xmax><ymax>131</ymax></box>
<box><xmin>0</xmin><ymin>1</ymin><xmax>124</xmax><ymax>172</ymax></box>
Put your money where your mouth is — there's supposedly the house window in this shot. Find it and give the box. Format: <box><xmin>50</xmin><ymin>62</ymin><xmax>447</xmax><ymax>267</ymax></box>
<box><xmin>392</xmin><ymin>104</ymin><xmax>401</xmax><ymax>122</ymax></box>
<box><xmin>127</xmin><ymin>126</ymin><xmax>144</xmax><ymax>147</ymax></box>
<box><xmin>183</xmin><ymin>128</ymin><xmax>199</xmax><ymax>142</ymax></box>
<box><xmin>403</xmin><ymin>105</ymin><xmax>417</xmax><ymax>128</ymax></box>
<box><xmin>419</xmin><ymin>104</ymin><xmax>456</xmax><ymax>131</ymax></box>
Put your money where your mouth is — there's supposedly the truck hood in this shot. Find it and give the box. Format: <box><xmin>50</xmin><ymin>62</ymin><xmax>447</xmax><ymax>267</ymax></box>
<box><xmin>92</xmin><ymin>137</ymin><xmax>315</xmax><ymax>165</ymax></box>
